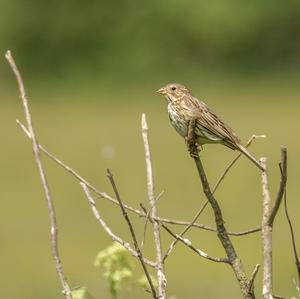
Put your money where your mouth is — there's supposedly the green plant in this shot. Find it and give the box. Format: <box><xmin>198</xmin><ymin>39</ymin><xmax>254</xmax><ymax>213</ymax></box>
<box><xmin>94</xmin><ymin>243</ymin><xmax>133</xmax><ymax>298</ymax></box>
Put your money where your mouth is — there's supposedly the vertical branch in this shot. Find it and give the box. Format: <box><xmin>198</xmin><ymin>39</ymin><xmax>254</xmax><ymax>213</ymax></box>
<box><xmin>282</xmin><ymin>153</ymin><xmax>300</xmax><ymax>291</ymax></box>
<box><xmin>260</xmin><ymin>158</ymin><xmax>273</xmax><ymax>299</ymax></box>
<box><xmin>187</xmin><ymin>120</ymin><xmax>253</xmax><ymax>299</ymax></box>
<box><xmin>285</xmin><ymin>186</ymin><xmax>300</xmax><ymax>295</ymax></box>
<box><xmin>141</xmin><ymin>114</ymin><xmax>166</xmax><ymax>299</ymax></box>
<box><xmin>5</xmin><ymin>51</ymin><xmax>72</xmax><ymax>298</ymax></box>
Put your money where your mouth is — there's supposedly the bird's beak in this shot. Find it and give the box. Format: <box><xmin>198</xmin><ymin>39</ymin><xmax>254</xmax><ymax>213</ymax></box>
<box><xmin>156</xmin><ymin>88</ymin><xmax>167</xmax><ymax>95</ymax></box>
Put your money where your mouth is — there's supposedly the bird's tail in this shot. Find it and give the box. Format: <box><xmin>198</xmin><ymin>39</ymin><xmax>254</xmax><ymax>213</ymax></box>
<box><xmin>236</xmin><ymin>144</ymin><xmax>265</xmax><ymax>171</ymax></box>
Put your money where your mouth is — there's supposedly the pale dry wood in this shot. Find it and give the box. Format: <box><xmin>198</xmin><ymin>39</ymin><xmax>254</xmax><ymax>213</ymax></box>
<box><xmin>142</xmin><ymin>114</ymin><xmax>166</xmax><ymax>299</ymax></box>
<box><xmin>260</xmin><ymin>158</ymin><xmax>273</xmax><ymax>299</ymax></box>
<box><xmin>5</xmin><ymin>50</ymin><xmax>73</xmax><ymax>299</ymax></box>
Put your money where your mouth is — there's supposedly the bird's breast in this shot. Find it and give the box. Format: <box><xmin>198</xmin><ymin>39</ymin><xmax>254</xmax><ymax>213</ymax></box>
<box><xmin>167</xmin><ymin>103</ymin><xmax>188</xmax><ymax>137</ymax></box>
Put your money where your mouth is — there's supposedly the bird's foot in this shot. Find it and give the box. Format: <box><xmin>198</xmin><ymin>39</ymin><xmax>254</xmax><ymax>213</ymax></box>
<box><xmin>185</xmin><ymin>137</ymin><xmax>199</xmax><ymax>158</ymax></box>
<box><xmin>189</xmin><ymin>150</ymin><xmax>199</xmax><ymax>158</ymax></box>
<box><xmin>197</xmin><ymin>144</ymin><xmax>203</xmax><ymax>152</ymax></box>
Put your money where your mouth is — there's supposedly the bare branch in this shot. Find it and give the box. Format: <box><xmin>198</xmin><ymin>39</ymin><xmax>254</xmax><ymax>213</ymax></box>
<box><xmin>6</xmin><ymin>51</ymin><xmax>72</xmax><ymax>299</ymax></box>
<box><xmin>106</xmin><ymin>169</ymin><xmax>157</xmax><ymax>298</ymax></box>
<box><xmin>142</xmin><ymin>114</ymin><xmax>166</xmax><ymax>299</ymax></box>
<box><xmin>17</xmin><ymin>119</ymin><xmax>261</xmax><ymax>237</ymax></box>
<box><xmin>80</xmin><ymin>182</ymin><xmax>156</xmax><ymax>268</ymax></box>
<box><xmin>163</xmin><ymin>202</ymin><xmax>207</xmax><ymax>262</ymax></box>
<box><xmin>212</xmin><ymin>134</ymin><xmax>266</xmax><ymax>192</ymax></box>
<box><xmin>163</xmin><ymin>134</ymin><xmax>265</xmax><ymax>261</ymax></box>
<box><xmin>260</xmin><ymin>158</ymin><xmax>273</xmax><ymax>299</ymax></box>
<box><xmin>16</xmin><ymin>120</ymin><xmax>143</xmax><ymax>215</ymax></box>
<box><xmin>187</xmin><ymin>120</ymin><xmax>253</xmax><ymax>299</ymax></box>
<box><xmin>140</xmin><ymin>190</ymin><xmax>165</xmax><ymax>251</ymax></box>
<box><xmin>248</xmin><ymin>264</ymin><xmax>260</xmax><ymax>294</ymax></box>
<box><xmin>282</xmin><ymin>155</ymin><xmax>300</xmax><ymax>285</ymax></box>
<box><xmin>268</xmin><ymin>148</ymin><xmax>287</xmax><ymax>226</ymax></box>
<box><xmin>162</xmin><ymin>224</ymin><xmax>229</xmax><ymax>263</ymax></box>
<box><xmin>158</xmin><ymin>216</ymin><xmax>261</xmax><ymax>236</ymax></box>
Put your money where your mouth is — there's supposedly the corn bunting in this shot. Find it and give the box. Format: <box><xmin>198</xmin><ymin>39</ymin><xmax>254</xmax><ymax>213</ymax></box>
<box><xmin>157</xmin><ymin>83</ymin><xmax>264</xmax><ymax>171</ymax></box>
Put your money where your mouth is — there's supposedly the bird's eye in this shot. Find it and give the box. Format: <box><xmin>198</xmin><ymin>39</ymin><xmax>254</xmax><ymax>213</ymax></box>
<box><xmin>171</xmin><ymin>86</ymin><xmax>176</xmax><ymax>91</ymax></box>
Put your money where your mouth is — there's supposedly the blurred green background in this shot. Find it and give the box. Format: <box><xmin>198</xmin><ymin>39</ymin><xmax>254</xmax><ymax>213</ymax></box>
<box><xmin>1</xmin><ymin>1</ymin><xmax>300</xmax><ymax>298</ymax></box>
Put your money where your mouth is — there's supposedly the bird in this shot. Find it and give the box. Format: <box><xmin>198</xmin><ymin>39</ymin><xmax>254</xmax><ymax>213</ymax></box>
<box><xmin>157</xmin><ymin>83</ymin><xmax>264</xmax><ymax>171</ymax></box>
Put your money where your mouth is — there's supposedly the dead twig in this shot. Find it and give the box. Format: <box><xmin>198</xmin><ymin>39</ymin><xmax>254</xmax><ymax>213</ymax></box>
<box><xmin>212</xmin><ymin>134</ymin><xmax>266</xmax><ymax>192</ymax></box>
<box><xmin>142</xmin><ymin>114</ymin><xmax>166</xmax><ymax>299</ymax></box>
<box><xmin>80</xmin><ymin>182</ymin><xmax>156</xmax><ymax>268</ymax></box>
<box><xmin>162</xmin><ymin>224</ymin><xmax>229</xmax><ymax>263</ymax></box>
<box><xmin>5</xmin><ymin>50</ymin><xmax>73</xmax><ymax>299</ymax></box>
<box><xmin>140</xmin><ymin>203</ymin><xmax>229</xmax><ymax>264</ymax></box>
<box><xmin>282</xmin><ymin>156</ymin><xmax>300</xmax><ymax>290</ymax></box>
<box><xmin>106</xmin><ymin>169</ymin><xmax>157</xmax><ymax>298</ymax></box>
<box><xmin>140</xmin><ymin>189</ymin><xmax>165</xmax><ymax>252</ymax></box>
<box><xmin>248</xmin><ymin>264</ymin><xmax>260</xmax><ymax>295</ymax></box>
<box><xmin>260</xmin><ymin>158</ymin><xmax>273</xmax><ymax>299</ymax></box>
<box><xmin>268</xmin><ymin>148</ymin><xmax>287</xmax><ymax>226</ymax></box>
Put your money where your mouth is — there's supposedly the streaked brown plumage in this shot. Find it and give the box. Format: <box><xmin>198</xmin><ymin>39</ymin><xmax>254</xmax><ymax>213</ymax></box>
<box><xmin>157</xmin><ymin>83</ymin><xmax>264</xmax><ymax>171</ymax></box>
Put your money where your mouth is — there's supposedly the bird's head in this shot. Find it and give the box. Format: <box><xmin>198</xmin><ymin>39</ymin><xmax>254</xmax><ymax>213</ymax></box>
<box><xmin>157</xmin><ymin>83</ymin><xmax>190</xmax><ymax>102</ymax></box>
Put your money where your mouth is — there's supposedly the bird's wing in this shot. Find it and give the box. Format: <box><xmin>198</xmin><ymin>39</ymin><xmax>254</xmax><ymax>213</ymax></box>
<box><xmin>186</xmin><ymin>96</ymin><xmax>240</xmax><ymax>146</ymax></box>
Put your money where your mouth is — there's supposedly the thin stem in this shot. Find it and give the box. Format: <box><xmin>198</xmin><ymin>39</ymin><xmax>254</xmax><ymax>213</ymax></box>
<box><xmin>162</xmin><ymin>224</ymin><xmax>229</xmax><ymax>263</ymax></box>
<box><xmin>248</xmin><ymin>264</ymin><xmax>260</xmax><ymax>295</ymax></box>
<box><xmin>140</xmin><ymin>190</ymin><xmax>165</xmax><ymax>252</ymax></box>
<box><xmin>283</xmin><ymin>164</ymin><xmax>300</xmax><ymax>284</ymax></box>
<box><xmin>80</xmin><ymin>183</ymin><xmax>156</xmax><ymax>268</ymax></box>
<box><xmin>106</xmin><ymin>169</ymin><xmax>157</xmax><ymax>298</ymax></box>
<box><xmin>268</xmin><ymin>148</ymin><xmax>287</xmax><ymax>226</ymax></box>
<box><xmin>163</xmin><ymin>203</ymin><xmax>207</xmax><ymax>262</ymax></box>
<box><xmin>142</xmin><ymin>114</ymin><xmax>166</xmax><ymax>299</ymax></box>
<box><xmin>5</xmin><ymin>51</ymin><xmax>72</xmax><ymax>299</ymax></box>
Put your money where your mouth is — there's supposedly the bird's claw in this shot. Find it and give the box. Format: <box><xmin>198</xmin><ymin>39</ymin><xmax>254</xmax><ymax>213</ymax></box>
<box><xmin>186</xmin><ymin>140</ymin><xmax>199</xmax><ymax>158</ymax></box>
<box><xmin>189</xmin><ymin>151</ymin><xmax>198</xmax><ymax>158</ymax></box>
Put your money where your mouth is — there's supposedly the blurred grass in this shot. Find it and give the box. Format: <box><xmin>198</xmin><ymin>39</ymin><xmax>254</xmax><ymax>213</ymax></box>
<box><xmin>1</xmin><ymin>74</ymin><xmax>300</xmax><ymax>299</ymax></box>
